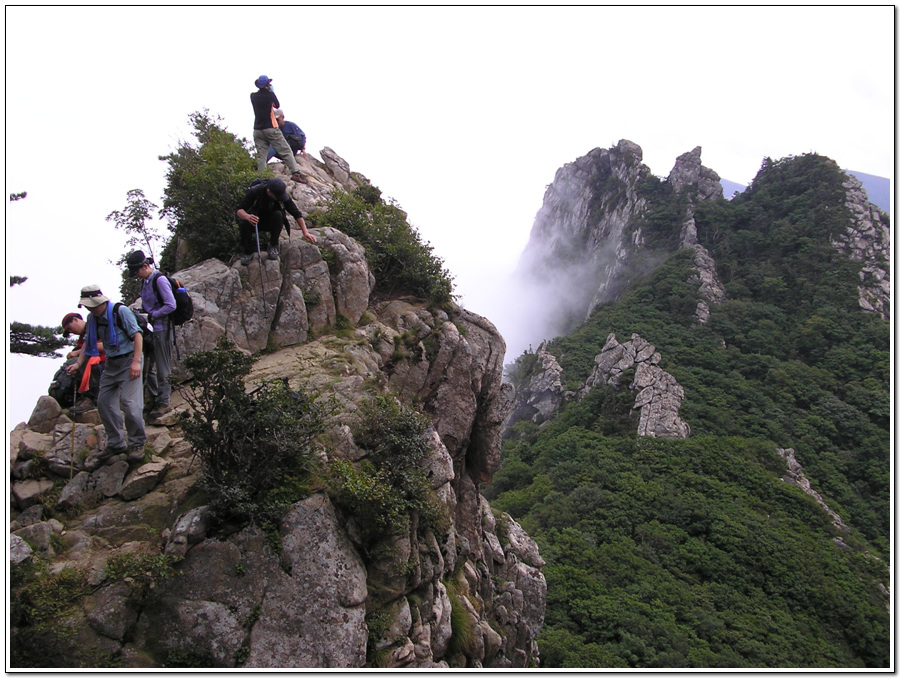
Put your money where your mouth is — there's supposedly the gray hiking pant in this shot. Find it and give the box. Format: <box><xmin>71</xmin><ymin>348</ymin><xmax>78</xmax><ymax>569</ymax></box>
<box><xmin>98</xmin><ymin>352</ymin><xmax>146</xmax><ymax>451</ymax></box>
<box><xmin>145</xmin><ymin>329</ymin><xmax>174</xmax><ymax>408</ymax></box>
<box><xmin>254</xmin><ymin>128</ymin><xmax>300</xmax><ymax>174</ymax></box>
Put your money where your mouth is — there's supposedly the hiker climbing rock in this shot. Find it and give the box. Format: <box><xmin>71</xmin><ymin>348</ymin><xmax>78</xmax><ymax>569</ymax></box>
<box><xmin>235</xmin><ymin>177</ymin><xmax>317</xmax><ymax>266</ymax></box>
<box><xmin>268</xmin><ymin>108</ymin><xmax>307</xmax><ymax>161</ymax></box>
<box><xmin>251</xmin><ymin>75</ymin><xmax>305</xmax><ymax>182</ymax></box>
<box><xmin>60</xmin><ymin>312</ymin><xmax>106</xmax><ymax>413</ymax></box>
<box><xmin>66</xmin><ymin>284</ymin><xmax>146</xmax><ymax>462</ymax></box>
<box><xmin>127</xmin><ymin>250</ymin><xmax>175</xmax><ymax>423</ymax></box>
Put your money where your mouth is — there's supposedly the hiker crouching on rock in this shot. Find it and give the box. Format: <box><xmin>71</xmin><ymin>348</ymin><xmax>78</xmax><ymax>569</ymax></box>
<box><xmin>267</xmin><ymin>108</ymin><xmax>307</xmax><ymax>160</ymax></box>
<box><xmin>127</xmin><ymin>250</ymin><xmax>175</xmax><ymax>423</ymax></box>
<box><xmin>66</xmin><ymin>284</ymin><xmax>146</xmax><ymax>462</ymax></box>
<box><xmin>235</xmin><ymin>177</ymin><xmax>317</xmax><ymax>266</ymax></box>
<box><xmin>62</xmin><ymin>312</ymin><xmax>106</xmax><ymax>414</ymax></box>
<box><xmin>251</xmin><ymin>75</ymin><xmax>305</xmax><ymax>183</ymax></box>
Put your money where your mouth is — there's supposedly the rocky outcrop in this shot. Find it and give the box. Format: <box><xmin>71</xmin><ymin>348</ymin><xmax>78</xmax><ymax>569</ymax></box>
<box><xmin>514</xmin><ymin>140</ymin><xmax>653</xmax><ymax>340</ymax></box>
<box><xmin>582</xmin><ymin>333</ymin><xmax>690</xmax><ymax>439</ymax></box>
<box><xmin>504</xmin><ymin>333</ymin><xmax>690</xmax><ymax>439</ymax></box>
<box><xmin>833</xmin><ymin>173</ymin><xmax>891</xmax><ymax>319</ymax></box>
<box><xmin>776</xmin><ymin>448</ymin><xmax>847</xmax><ymax>533</ymax></box>
<box><xmin>502</xmin><ymin>345</ymin><xmax>571</xmax><ymax>429</ymax></box>
<box><xmin>679</xmin><ymin>203</ymin><xmax>727</xmax><ymax>324</ymax></box>
<box><xmin>668</xmin><ymin>146</ymin><xmax>724</xmax><ymax>201</ymax></box>
<box><xmin>9</xmin><ymin>160</ymin><xmax>545</xmax><ymax>668</ymax></box>
<box><xmin>514</xmin><ymin>141</ymin><xmax>728</xmax><ymax>344</ymax></box>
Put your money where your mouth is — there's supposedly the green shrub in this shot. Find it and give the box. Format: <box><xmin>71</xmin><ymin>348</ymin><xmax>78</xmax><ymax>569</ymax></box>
<box><xmin>310</xmin><ymin>188</ymin><xmax>454</xmax><ymax>305</ymax></box>
<box><xmin>178</xmin><ymin>339</ymin><xmax>324</xmax><ymax>525</ymax></box>
<box><xmin>504</xmin><ymin>347</ymin><xmax>539</xmax><ymax>388</ymax></box>
<box><xmin>328</xmin><ymin>395</ymin><xmax>441</xmax><ymax>544</ymax></box>
<box><xmin>159</xmin><ymin>110</ymin><xmax>259</xmax><ymax>268</ymax></box>
<box><xmin>444</xmin><ymin>575</ymin><xmax>476</xmax><ymax>657</ymax></box>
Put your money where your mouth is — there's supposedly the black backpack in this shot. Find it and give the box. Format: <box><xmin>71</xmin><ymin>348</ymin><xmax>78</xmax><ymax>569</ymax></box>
<box><xmin>112</xmin><ymin>303</ymin><xmax>154</xmax><ymax>356</ymax></box>
<box><xmin>48</xmin><ymin>360</ymin><xmax>79</xmax><ymax>407</ymax></box>
<box><xmin>151</xmin><ymin>272</ymin><xmax>194</xmax><ymax>326</ymax></box>
<box><xmin>112</xmin><ymin>302</ymin><xmax>149</xmax><ymax>334</ymax></box>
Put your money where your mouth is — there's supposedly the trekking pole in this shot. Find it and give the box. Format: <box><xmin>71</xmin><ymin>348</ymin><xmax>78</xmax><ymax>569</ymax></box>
<box><xmin>254</xmin><ymin>221</ymin><xmax>269</xmax><ymax>320</ymax></box>
<box><xmin>70</xmin><ymin>377</ymin><xmax>77</xmax><ymax>479</ymax></box>
<box><xmin>170</xmin><ymin>321</ymin><xmax>180</xmax><ymax>362</ymax></box>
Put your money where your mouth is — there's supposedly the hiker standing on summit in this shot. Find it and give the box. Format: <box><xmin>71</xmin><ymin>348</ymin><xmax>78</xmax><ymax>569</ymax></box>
<box><xmin>251</xmin><ymin>75</ymin><xmax>305</xmax><ymax>183</ymax></box>
<box><xmin>66</xmin><ymin>285</ymin><xmax>146</xmax><ymax>462</ymax></box>
<box><xmin>127</xmin><ymin>250</ymin><xmax>175</xmax><ymax>423</ymax></box>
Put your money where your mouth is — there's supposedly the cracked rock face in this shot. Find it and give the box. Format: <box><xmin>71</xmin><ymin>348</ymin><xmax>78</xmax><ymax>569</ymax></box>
<box><xmin>504</xmin><ymin>332</ymin><xmax>690</xmax><ymax>440</ymax></box>
<box><xmin>832</xmin><ymin>173</ymin><xmax>891</xmax><ymax>319</ymax></box>
<box><xmin>10</xmin><ymin>169</ymin><xmax>545</xmax><ymax>669</ymax></box>
<box><xmin>582</xmin><ymin>333</ymin><xmax>690</xmax><ymax>439</ymax></box>
<box><xmin>513</xmin><ymin>140</ymin><xmax>728</xmax><ymax>341</ymax></box>
<box><xmin>503</xmin><ymin>344</ymin><xmax>569</xmax><ymax>430</ymax></box>
<box><xmin>668</xmin><ymin>146</ymin><xmax>723</xmax><ymax>201</ymax></box>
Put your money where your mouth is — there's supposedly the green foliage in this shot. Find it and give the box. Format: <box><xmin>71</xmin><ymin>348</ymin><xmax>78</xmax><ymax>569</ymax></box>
<box><xmin>309</xmin><ymin>186</ymin><xmax>454</xmax><ymax>305</ymax></box>
<box><xmin>159</xmin><ymin>110</ymin><xmax>259</xmax><ymax>268</ymax></box>
<box><xmin>107</xmin><ymin>188</ymin><xmax>164</xmax><ymax>300</ymax></box>
<box><xmin>328</xmin><ymin>395</ymin><xmax>441</xmax><ymax>545</ymax></box>
<box><xmin>103</xmin><ymin>552</ymin><xmax>179</xmax><ymax>591</ymax></box>
<box><xmin>9</xmin><ymin>275</ymin><xmax>72</xmax><ymax>357</ymax></box>
<box><xmin>495</xmin><ymin>153</ymin><xmax>890</xmax><ymax>668</ymax></box>
<box><xmin>503</xmin><ymin>346</ymin><xmax>539</xmax><ymax>388</ymax></box>
<box><xmin>365</xmin><ymin>609</ymin><xmax>393</xmax><ymax>666</ymax></box>
<box><xmin>445</xmin><ymin>575</ymin><xmax>476</xmax><ymax>657</ymax></box>
<box><xmin>9</xmin><ymin>320</ymin><xmax>70</xmax><ymax>357</ymax></box>
<box><xmin>178</xmin><ymin>338</ymin><xmax>324</xmax><ymax>525</ymax></box>
<box><xmin>10</xmin><ymin>560</ymin><xmax>91</xmax><ymax>668</ymax></box>
<box><xmin>10</xmin><ymin>549</ymin><xmax>179</xmax><ymax>668</ymax></box>
<box><xmin>492</xmin><ymin>434</ymin><xmax>889</xmax><ymax>668</ymax></box>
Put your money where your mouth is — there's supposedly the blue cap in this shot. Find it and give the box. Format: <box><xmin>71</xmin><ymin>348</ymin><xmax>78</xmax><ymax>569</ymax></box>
<box><xmin>255</xmin><ymin>75</ymin><xmax>272</xmax><ymax>88</ymax></box>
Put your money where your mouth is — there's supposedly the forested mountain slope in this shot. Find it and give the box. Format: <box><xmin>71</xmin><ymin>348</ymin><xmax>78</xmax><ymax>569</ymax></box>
<box><xmin>489</xmin><ymin>147</ymin><xmax>891</xmax><ymax>668</ymax></box>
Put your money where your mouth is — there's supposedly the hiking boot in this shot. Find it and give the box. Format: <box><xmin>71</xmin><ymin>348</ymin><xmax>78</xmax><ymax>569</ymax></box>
<box><xmin>240</xmin><ymin>253</ymin><xmax>253</xmax><ymax>266</ymax></box>
<box><xmin>267</xmin><ymin>246</ymin><xmax>279</xmax><ymax>261</ymax></box>
<box><xmin>143</xmin><ymin>400</ymin><xmax>156</xmax><ymax>414</ymax></box>
<box><xmin>127</xmin><ymin>446</ymin><xmax>146</xmax><ymax>463</ymax></box>
<box><xmin>149</xmin><ymin>405</ymin><xmax>173</xmax><ymax>422</ymax></box>
<box><xmin>70</xmin><ymin>398</ymin><xmax>96</xmax><ymax>415</ymax></box>
<box><xmin>290</xmin><ymin>172</ymin><xmax>307</xmax><ymax>184</ymax></box>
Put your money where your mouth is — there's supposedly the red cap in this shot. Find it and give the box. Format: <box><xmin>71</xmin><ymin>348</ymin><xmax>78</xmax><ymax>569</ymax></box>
<box><xmin>61</xmin><ymin>312</ymin><xmax>82</xmax><ymax>337</ymax></box>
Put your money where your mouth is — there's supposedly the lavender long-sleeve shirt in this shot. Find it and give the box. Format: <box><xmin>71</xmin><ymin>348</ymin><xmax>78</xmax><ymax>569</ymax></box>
<box><xmin>140</xmin><ymin>270</ymin><xmax>176</xmax><ymax>333</ymax></box>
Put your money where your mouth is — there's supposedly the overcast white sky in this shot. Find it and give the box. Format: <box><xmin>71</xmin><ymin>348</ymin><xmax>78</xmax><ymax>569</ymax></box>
<box><xmin>5</xmin><ymin>6</ymin><xmax>894</xmax><ymax>429</ymax></box>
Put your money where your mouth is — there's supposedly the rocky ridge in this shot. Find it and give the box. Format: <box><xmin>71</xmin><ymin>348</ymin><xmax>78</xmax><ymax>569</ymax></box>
<box><xmin>504</xmin><ymin>141</ymin><xmax>889</xmax><ymax>439</ymax></box>
<box><xmin>9</xmin><ymin>150</ymin><xmax>545</xmax><ymax>669</ymax></box>
<box><xmin>516</xmin><ymin>140</ymin><xmax>727</xmax><ymax>341</ymax></box>
<box><xmin>504</xmin><ymin>333</ymin><xmax>690</xmax><ymax>440</ymax></box>
<box><xmin>832</xmin><ymin>173</ymin><xmax>891</xmax><ymax>319</ymax></box>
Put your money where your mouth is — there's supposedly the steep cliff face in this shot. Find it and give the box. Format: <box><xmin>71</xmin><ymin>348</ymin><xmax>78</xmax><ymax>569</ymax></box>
<box><xmin>833</xmin><ymin>173</ymin><xmax>891</xmax><ymax>319</ymax></box>
<box><xmin>515</xmin><ymin>140</ymin><xmax>651</xmax><ymax>338</ymax></box>
<box><xmin>514</xmin><ymin>140</ymin><xmax>727</xmax><ymax>345</ymax></box>
<box><xmin>9</xmin><ymin>153</ymin><xmax>545</xmax><ymax>669</ymax></box>
<box><xmin>505</xmin><ymin>142</ymin><xmax>889</xmax><ymax>439</ymax></box>
<box><xmin>506</xmin><ymin>141</ymin><xmax>723</xmax><ymax>435</ymax></box>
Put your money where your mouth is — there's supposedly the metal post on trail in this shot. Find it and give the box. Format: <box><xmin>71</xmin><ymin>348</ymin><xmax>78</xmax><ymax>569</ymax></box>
<box><xmin>254</xmin><ymin>222</ymin><xmax>269</xmax><ymax>320</ymax></box>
